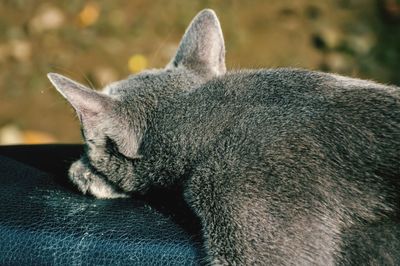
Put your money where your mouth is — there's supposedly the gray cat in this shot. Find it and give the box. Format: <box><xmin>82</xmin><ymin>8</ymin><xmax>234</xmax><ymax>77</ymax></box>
<box><xmin>48</xmin><ymin>9</ymin><xmax>400</xmax><ymax>265</ymax></box>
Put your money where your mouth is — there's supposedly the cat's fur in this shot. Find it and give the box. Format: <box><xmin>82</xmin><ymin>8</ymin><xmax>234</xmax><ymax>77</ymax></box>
<box><xmin>48</xmin><ymin>9</ymin><xmax>400</xmax><ymax>265</ymax></box>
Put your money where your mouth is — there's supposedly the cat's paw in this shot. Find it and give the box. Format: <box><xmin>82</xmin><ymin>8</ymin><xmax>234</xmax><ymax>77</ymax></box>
<box><xmin>69</xmin><ymin>159</ymin><xmax>129</xmax><ymax>199</ymax></box>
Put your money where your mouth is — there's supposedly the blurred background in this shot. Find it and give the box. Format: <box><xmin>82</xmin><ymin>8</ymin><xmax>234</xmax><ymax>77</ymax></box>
<box><xmin>0</xmin><ymin>0</ymin><xmax>399</xmax><ymax>145</ymax></box>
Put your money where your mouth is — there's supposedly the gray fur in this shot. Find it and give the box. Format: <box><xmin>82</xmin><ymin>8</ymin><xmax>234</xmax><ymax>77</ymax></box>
<box><xmin>48</xmin><ymin>9</ymin><xmax>400</xmax><ymax>265</ymax></box>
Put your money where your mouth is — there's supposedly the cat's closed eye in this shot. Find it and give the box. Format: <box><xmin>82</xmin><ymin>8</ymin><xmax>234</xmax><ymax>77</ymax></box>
<box><xmin>105</xmin><ymin>136</ymin><xmax>124</xmax><ymax>157</ymax></box>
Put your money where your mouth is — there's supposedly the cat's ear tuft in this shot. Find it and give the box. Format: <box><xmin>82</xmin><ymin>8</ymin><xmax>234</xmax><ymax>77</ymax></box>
<box><xmin>47</xmin><ymin>73</ymin><xmax>114</xmax><ymax>120</ymax></box>
<box><xmin>168</xmin><ymin>9</ymin><xmax>226</xmax><ymax>77</ymax></box>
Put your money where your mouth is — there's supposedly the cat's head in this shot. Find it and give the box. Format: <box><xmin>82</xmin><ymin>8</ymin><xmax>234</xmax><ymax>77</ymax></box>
<box><xmin>48</xmin><ymin>9</ymin><xmax>226</xmax><ymax>159</ymax></box>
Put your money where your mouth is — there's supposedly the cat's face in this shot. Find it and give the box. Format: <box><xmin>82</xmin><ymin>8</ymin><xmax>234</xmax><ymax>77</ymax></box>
<box><xmin>75</xmin><ymin>68</ymin><xmax>206</xmax><ymax>159</ymax></box>
<box><xmin>48</xmin><ymin>9</ymin><xmax>226</xmax><ymax>161</ymax></box>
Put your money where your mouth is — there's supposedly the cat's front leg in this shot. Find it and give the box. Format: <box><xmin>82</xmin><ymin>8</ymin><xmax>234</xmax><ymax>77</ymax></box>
<box><xmin>69</xmin><ymin>157</ymin><xmax>129</xmax><ymax>199</ymax></box>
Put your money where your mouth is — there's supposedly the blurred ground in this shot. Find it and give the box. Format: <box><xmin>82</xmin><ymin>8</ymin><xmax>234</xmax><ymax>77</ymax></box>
<box><xmin>0</xmin><ymin>0</ymin><xmax>399</xmax><ymax>144</ymax></box>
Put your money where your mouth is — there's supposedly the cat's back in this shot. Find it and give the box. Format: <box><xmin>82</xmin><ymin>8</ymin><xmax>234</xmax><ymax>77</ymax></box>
<box><xmin>190</xmin><ymin>67</ymin><xmax>400</xmax><ymax>108</ymax></box>
<box><xmin>161</xmin><ymin>67</ymin><xmax>400</xmax><ymax>179</ymax></box>
<box><xmin>172</xmin><ymin>67</ymin><xmax>400</xmax><ymax>138</ymax></box>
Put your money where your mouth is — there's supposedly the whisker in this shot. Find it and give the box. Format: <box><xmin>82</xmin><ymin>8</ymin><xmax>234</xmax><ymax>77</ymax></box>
<box><xmin>150</xmin><ymin>28</ymin><xmax>174</xmax><ymax>66</ymax></box>
<box><xmin>51</xmin><ymin>65</ymin><xmax>96</xmax><ymax>90</ymax></box>
<box><xmin>79</xmin><ymin>69</ymin><xmax>96</xmax><ymax>91</ymax></box>
<box><xmin>52</xmin><ymin>66</ymin><xmax>80</xmax><ymax>78</ymax></box>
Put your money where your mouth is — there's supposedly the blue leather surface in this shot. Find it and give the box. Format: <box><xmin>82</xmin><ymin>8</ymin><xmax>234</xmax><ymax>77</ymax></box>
<box><xmin>0</xmin><ymin>145</ymin><xmax>203</xmax><ymax>265</ymax></box>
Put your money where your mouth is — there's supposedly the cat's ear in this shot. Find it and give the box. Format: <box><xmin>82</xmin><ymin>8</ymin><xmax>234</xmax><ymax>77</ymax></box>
<box><xmin>168</xmin><ymin>9</ymin><xmax>226</xmax><ymax>77</ymax></box>
<box><xmin>47</xmin><ymin>73</ymin><xmax>115</xmax><ymax>121</ymax></box>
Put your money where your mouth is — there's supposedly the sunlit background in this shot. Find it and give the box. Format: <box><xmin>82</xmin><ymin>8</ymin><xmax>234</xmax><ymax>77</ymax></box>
<box><xmin>0</xmin><ymin>0</ymin><xmax>399</xmax><ymax>145</ymax></box>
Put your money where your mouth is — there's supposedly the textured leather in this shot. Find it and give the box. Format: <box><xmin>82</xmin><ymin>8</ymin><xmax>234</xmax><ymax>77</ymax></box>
<box><xmin>0</xmin><ymin>145</ymin><xmax>203</xmax><ymax>265</ymax></box>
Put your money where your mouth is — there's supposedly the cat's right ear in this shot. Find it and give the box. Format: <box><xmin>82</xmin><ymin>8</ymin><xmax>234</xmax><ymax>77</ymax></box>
<box><xmin>167</xmin><ymin>9</ymin><xmax>226</xmax><ymax>77</ymax></box>
<box><xmin>47</xmin><ymin>73</ymin><xmax>115</xmax><ymax>122</ymax></box>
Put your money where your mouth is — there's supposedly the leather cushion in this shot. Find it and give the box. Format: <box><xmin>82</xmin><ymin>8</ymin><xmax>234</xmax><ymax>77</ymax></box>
<box><xmin>0</xmin><ymin>145</ymin><xmax>203</xmax><ymax>265</ymax></box>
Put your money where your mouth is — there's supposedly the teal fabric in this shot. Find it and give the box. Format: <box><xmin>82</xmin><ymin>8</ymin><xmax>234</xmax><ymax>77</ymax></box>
<box><xmin>0</xmin><ymin>145</ymin><xmax>203</xmax><ymax>265</ymax></box>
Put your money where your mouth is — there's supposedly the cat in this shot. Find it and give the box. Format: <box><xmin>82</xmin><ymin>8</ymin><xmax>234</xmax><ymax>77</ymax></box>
<box><xmin>48</xmin><ymin>9</ymin><xmax>400</xmax><ymax>265</ymax></box>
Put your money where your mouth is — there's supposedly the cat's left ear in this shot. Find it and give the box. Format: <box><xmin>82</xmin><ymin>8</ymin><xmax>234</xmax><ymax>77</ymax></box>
<box><xmin>47</xmin><ymin>73</ymin><xmax>115</xmax><ymax>122</ymax></box>
<box><xmin>168</xmin><ymin>9</ymin><xmax>226</xmax><ymax>77</ymax></box>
